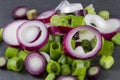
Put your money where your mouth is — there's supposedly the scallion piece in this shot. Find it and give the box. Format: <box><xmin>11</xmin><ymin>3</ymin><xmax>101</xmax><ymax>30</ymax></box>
<box><xmin>67</xmin><ymin>56</ymin><xmax>74</xmax><ymax>65</ymax></box>
<box><xmin>112</xmin><ymin>33</ymin><xmax>120</xmax><ymax>45</ymax></box>
<box><xmin>5</xmin><ymin>47</ymin><xmax>19</xmax><ymax>59</ymax></box>
<box><xmin>45</xmin><ymin>73</ymin><xmax>56</xmax><ymax>80</ymax></box>
<box><xmin>98</xmin><ymin>10</ymin><xmax>110</xmax><ymax>19</ymax></box>
<box><xmin>18</xmin><ymin>50</ymin><xmax>28</xmax><ymax>60</ymax></box>
<box><xmin>46</xmin><ymin>60</ymin><xmax>60</xmax><ymax>75</ymax></box>
<box><xmin>61</xmin><ymin>64</ymin><xmax>71</xmax><ymax>75</ymax></box>
<box><xmin>99</xmin><ymin>55</ymin><xmax>114</xmax><ymax>69</ymax></box>
<box><xmin>58</xmin><ymin>55</ymin><xmax>67</xmax><ymax>64</ymax></box>
<box><xmin>7</xmin><ymin>57</ymin><xmax>23</xmax><ymax>71</ymax></box>
<box><xmin>78</xmin><ymin>67</ymin><xmax>87</xmax><ymax>80</ymax></box>
<box><xmin>0</xmin><ymin>28</ymin><xmax>3</xmax><ymax>41</ymax></box>
<box><xmin>50</xmin><ymin>41</ymin><xmax>62</xmax><ymax>60</ymax></box>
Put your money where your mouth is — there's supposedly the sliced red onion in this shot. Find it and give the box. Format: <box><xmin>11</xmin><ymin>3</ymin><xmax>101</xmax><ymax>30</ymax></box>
<box><xmin>25</xmin><ymin>52</ymin><xmax>46</xmax><ymax>75</ymax></box>
<box><xmin>2</xmin><ymin>20</ymin><xmax>27</xmax><ymax>47</ymax></box>
<box><xmin>63</xmin><ymin>26</ymin><xmax>102</xmax><ymax>59</ymax></box>
<box><xmin>17</xmin><ymin>20</ymin><xmax>49</xmax><ymax>51</ymax></box>
<box><xmin>36</xmin><ymin>10</ymin><xmax>57</xmax><ymax>23</ymax></box>
<box><xmin>57</xmin><ymin>75</ymin><xmax>78</xmax><ymax>80</ymax></box>
<box><xmin>45</xmin><ymin>23</ymin><xmax>52</xmax><ymax>28</ymax></box>
<box><xmin>55</xmin><ymin>0</ymin><xmax>70</xmax><ymax>10</ymax></box>
<box><xmin>74</xmin><ymin>9</ymin><xmax>88</xmax><ymax>16</ymax></box>
<box><xmin>76</xmin><ymin>30</ymin><xmax>95</xmax><ymax>42</ymax></box>
<box><xmin>60</xmin><ymin>3</ymin><xmax>83</xmax><ymax>13</ymax></box>
<box><xmin>12</xmin><ymin>6</ymin><xmax>29</xmax><ymax>20</ymax></box>
<box><xmin>40</xmin><ymin>52</ymin><xmax>50</xmax><ymax>62</ymax></box>
<box><xmin>48</xmin><ymin>26</ymin><xmax>73</xmax><ymax>35</ymax></box>
<box><xmin>84</xmin><ymin>14</ymin><xmax>120</xmax><ymax>40</ymax></box>
<box><xmin>102</xmin><ymin>18</ymin><xmax>120</xmax><ymax>40</ymax></box>
<box><xmin>84</xmin><ymin>14</ymin><xmax>108</xmax><ymax>33</ymax></box>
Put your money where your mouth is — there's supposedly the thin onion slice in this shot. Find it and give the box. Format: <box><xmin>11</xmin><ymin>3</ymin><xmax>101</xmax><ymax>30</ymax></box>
<box><xmin>25</xmin><ymin>52</ymin><xmax>46</xmax><ymax>75</ymax></box>
<box><xmin>17</xmin><ymin>20</ymin><xmax>49</xmax><ymax>51</ymax></box>
<box><xmin>2</xmin><ymin>20</ymin><xmax>27</xmax><ymax>47</ymax></box>
<box><xmin>36</xmin><ymin>10</ymin><xmax>57</xmax><ymax>23</ymax></box>
<box><xmin>57</xmin><ymin>75</ymin><xmax>78</xmax><ymax>80</ymax></box>
<box><xmin>63</xmin><ymin>26</ymin><xmax>102</xmax><ymax>59</ymax></box>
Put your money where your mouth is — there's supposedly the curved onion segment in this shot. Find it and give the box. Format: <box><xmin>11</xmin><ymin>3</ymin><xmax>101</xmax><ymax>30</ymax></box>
<box><xmin>17</xmin><ymin>20</ymin><xmax>49</xmax><ymax>51</ymax></box>
<box><xmin>84</xmin><ymin>14</ymin><xmax>108</xmax><ymax>33</ymax></box>
<box><xmin>60</xmin><ymin>3</ymin><xmax>83</xmax><ymax>13</ymax></box>
<box><xmin>2</xmin><ymin>20</ymin><xmax>27</xmax><ymax>47</ymax></box>
<box><xmin>57</xmin><ymin>75</ymin><xmax>78</xmax><ymax>80</ymax></box>
<box><xmin>25</xmin><ymin>53</ymin><xmax>46</xmax><ymax>75</ymax></box>
<box><xmin>63</xmin><ymin>26</ymin><xmax>102</xmax><ymax>59</ymax></box>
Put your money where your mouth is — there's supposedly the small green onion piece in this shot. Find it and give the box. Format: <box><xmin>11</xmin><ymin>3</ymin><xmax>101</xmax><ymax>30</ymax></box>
<box><xmin>72</xmin><ymin>60</ymin><xmax>84</xmax><ymax>76</ymax></box>
<box><xmin>5</xmin><ymin>47</ymin><xmax>19</xmax><ymax>59</ymax></box>
<box><xmin>99</xmin><ymin>55</ymin><xmax>114</xmax><ymax>69</ymax></box>
<box><xmin>49</xmin><ymin>35</ymin><xmax>61</xmax><ymax>42</ymax></box>
<box><xmin>46</xmin><ymin>60</ymin><xmax>60</xmax><ymax>75</ymax></box>
<box><xmin>81</xmin><ymin>39</ymin><xmax>92</xmax><ymax>52</ymax></box>
<box><xmin>50</xmin><ymin>15</ymin><xmax>61</xmax><ymax>26</ymax></box>
<box><xmin>98</xmin><ymin>10</ymin><xmax>110</xmax><ymax>19</ymax></box>
<box><xmin>50</xmin><ymin>41</ymin><xmax>62</xmax><ymax>60</ymax></box>
<box><xmin>58</xmin><ymin>55</ymin><xmax>67</xmax><ymax>64</ymax></box>
<box><xmin>84</xmin><ymin>59</ymin><xmax>91</xmax><ymax>69</ymax></box>
<box><xmin>85</xmin><ymin>4</ymin><xmax>96</xmax><ymax>14</ymax></box>
<box><xmin>58</xmin><ymin>18</ymin><xmax>70</xmax><ymax>26</ymax></box>
<box><xmin>91</xmin><ymin>37</ymin><xmax>97</xmax><ymax>48</ymax></box>
<box><xmin>71</xmin><ymin>39</ymin><xmax>75</xmax><ymax>49</ymax></box>
<box><xmin>78</xmin><ymin>67</ymin><xmax>87</xmax><ymax>80</ymax></box>
<box><xmin>61</xmin><ymin>64</ymin><xmax>71</xmax><ymax>75</ymax></box>
<box><xmin>112</xmin><ymin>33</ymin><xmax>120</xmax><ymax>45</ymax></box>
<box><xmin>0</xmin><ymin>28</ymin><xmax>3</xmax><ymax>41</ymax></box>
<box><xmin>99</xmin><ymin>40</ymin><xmax>114</xmax><ymax>56</ymax></box>
<box><xmin>71</xmin><ymin>16</ymin><xmax>84</xmax><ymax>27</ymax></box>
<box><xmin>45</xmin><ymin>73</ymin><xmax>56</xmax><ymax>80</ymax></box>
<box><xmin>67</xmin><ymin>56</ymin><xmax>74</xmax><ymax>65</ymax></box>
<box><xmin>7</xmin><ymin>57</ymin><xmax>23</xmax><ymax>71</ymax></box>
<box><xmin>26</xmin><ymin>9</ymin><xmax>37</xmax><ymax>20</ymax></box>
<box><xmin>39</xmin><ymin>40</ymin><xmax>50</xmax><ymax>53</ymax></box>
<box><xmin>18</xmin><ymin>50</ymin><xmax>28</xmax><ymax>60</ymax></box>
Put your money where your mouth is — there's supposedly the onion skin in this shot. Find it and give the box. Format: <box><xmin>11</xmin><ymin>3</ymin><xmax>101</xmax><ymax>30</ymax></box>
<box><xmin>63</xmin><ymin>26</ymin><xmax>102</xmax><ymax>59</ymax></box>
<box><xmin>25</xmin><ymin>52</ymin><xmax>46</xmax><ymax>76</ymax></box>
<box><xmin>48</xmin><ymin>26</ymin><xmax>73</xmax><ymax>35</ymax></box>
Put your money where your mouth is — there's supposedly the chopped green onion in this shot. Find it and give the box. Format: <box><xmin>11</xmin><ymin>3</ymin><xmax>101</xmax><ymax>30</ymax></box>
<box><xmin>99</xmin><ymin>55</ymin><xmax>114</xmax><ymax>69</ymax></box>
<box><xmin>58</xmin><ymin>55</ymin><xmax>67</xmax><ymax>64</ymax></box>
<box><xmin>81</xmin><ymin>39</ymin><xmax>92</xmax><ymax>52</ymax></box>
<box><xmin>61</xmin><ymin>64</ymin><xmax>71</xmax><ymax>75</ymax></box>
<box><xmin>7</xmin><ymin>57</ymin><xmax>23</xmax><ymax>71</ymax></box>
<box><xmin>27</xmin><ymin>9</ymin><xmax>37</xmax><ymax>20</ymax></box>
<box><xmin>18</xmin><ymin>50</ymin><xmax>28</xmax><ymax>60</ymax></box>
<box><xmin>67</xmin><ymin>56</ymin><xmax>74</xmax><ymax>65</ymax></box>
<box><xmin>50</xmin><ymin>15</ymin><xmax>61</xmax><ymax>26</ymax></box>
<box><xmin>85</xmin><ymin>4</ymin><xmax>96</xmax><ymax>14</ymax></box>
<box><xmin>49</xmin><ymin>35</ymin><xmax>61</xmax><ymax>42</ymax></box>
<box><xmin>71</xmin><ymin>16</ymin><xmax>84</xmax><ymax>27</ymax></box>
<box><xmin>5</xmin><ymin>47</ymin><xmax>19</xmax><ymax>59</ymax></box>
<box><xmin>72</xmin><ymin>60</ymin><xmax>84</xmax><ymax>75</ymax></box>
<box><xmin>45</xmin><ymin>73</ymin><xmax>56</xmax><ymax>80</ymax></box>
<box><xmin>50</xmin><ymin>41</ymin><xmax>62</xmax><ymax>60</ymax></box>
<box><xmin>98</xmin><ymin>10</ymin><xmax>110</xmax><ymax>19</ymax></box>
<box><xmin>112</xmin><ymin>33</ymin><xmax>120</xmax><ymax>45</ymax></box>
<box><xmin>84</xmin><ymin>59</ymin><xmax>91</xmax><ymax>69</ymax></box>
<box><xmin>0</xmin><ymin>28</ymin><xmax>3</xmax><ymax>41</ymax></box>
<box><xmin>71</xmin><ymin>39</ymin><xmax>75</xmax><ymax>49</ymax></box>
<box><xmin>78</xmin><ymin>67</ymin><xmax>87</xmax><ymax>80</ymax></box>
<box><xmin>99</xmin><ymin>40</ymin><xmax>114</xmax><ymax>56</ymax></box>
<box><xmin>46</xmin><ymin>60</ymin><xmax>60</xmax><ymax>75</ymax></box>
<box><xmin>39</xmin><ymin>40</ymin><xmax>50</xmax><ymax>53</ymax></box>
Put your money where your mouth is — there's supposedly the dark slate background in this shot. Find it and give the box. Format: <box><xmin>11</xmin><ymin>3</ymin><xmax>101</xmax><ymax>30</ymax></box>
<box><xmin>0</xmin><ymin>0</ymin><xmax>120</xmax><ymax>80</ymax></box>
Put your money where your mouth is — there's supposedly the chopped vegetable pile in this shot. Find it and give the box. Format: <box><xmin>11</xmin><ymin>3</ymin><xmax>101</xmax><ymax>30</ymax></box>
<box><xmin>0</xmin><ymin>0</ymin><xmax>120</xmax><ymax>80</ymax></box>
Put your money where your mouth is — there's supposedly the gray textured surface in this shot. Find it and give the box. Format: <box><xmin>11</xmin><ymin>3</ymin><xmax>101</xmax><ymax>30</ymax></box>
<box><xmin>0</xmin><ymin>0</ymin><xmax>120</xmax><ymax>80</ymax></box>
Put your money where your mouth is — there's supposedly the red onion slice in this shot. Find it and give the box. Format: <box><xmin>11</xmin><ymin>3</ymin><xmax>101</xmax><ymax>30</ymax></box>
<box><xmin>2</xmin><ymin>20</ymin><xmax>27</xmax><ymax>47</ymax></box>
<box><xmin>36</xmin><ymin>10</ymin><xmax>57</xmax><ymax>23</ymax></box>
<box><xmin>25</xmin><ymin>52</ymin><xmax>46</xmax><ymax>75</ymax></box>
<box><xmin>63</xmin><ymin>26</ymin><xmax>102</xmax><ymax>59</ymax></box>
<box><xmin>48</xmin><ymin>26</ymin><xmax>73</xmax><ymax>35</ymax></box>
<box><xmin>57</xmin><ymin>75</ymin><xmax>78</xmax><ymax>80</ymax></box>
<box><xmin>17</xmin><ymin>20</ymin><xmax>49</xmax><ymax>51</ymax></box>
<box><xmin>40</xmin><ymin>52</ymin><xmax>50</xmax><ymax>62</ymax></box>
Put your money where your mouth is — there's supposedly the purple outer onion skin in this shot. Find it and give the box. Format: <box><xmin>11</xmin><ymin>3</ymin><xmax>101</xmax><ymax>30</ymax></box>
<box><xmin>102</xmin><ymin>18</ymin><xmax>120</xmax><ymax>40</ymax></box>
<box><xmin>36</xmin><ymin>10</ymin><xmax>57</xmax><ymax>23</ymax></box>
<box><xmin>63</xmin><ymin>26</ymin><xmax>102</xmax><ymax>59</ymax></box>
<box><xmin>25</xmin><ymin>52</ymin><xmax>46</xmax><ymax>76</ymax></box>
<box><xmin>48</xmin><ymin>26</ymin><xmax>73</xmax><ymax>35</ymax></box>
<box><xmin>74</xmin><ymin>9</ymin><xmax>88</xmax><ymax>16</ymax></box>
<box><xmin>2</xmin><ymin>20</ymin><xmax>27</xmax><ymax>48</ymax></box>
<box><xmin>57</xmin><ymin>75</ymin><xmax>78</xmax><ymax>80</ymax></box>
<box><xmin>12</xmin><ymin>6</ymin><xmax>29</xmax><ymax>20</ymax></box>
<box><xmin>17</xmin><ymin>20</ymin><xmax>49</xmax><ymax>51</ymax></box>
